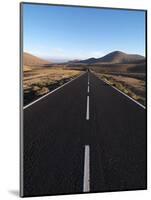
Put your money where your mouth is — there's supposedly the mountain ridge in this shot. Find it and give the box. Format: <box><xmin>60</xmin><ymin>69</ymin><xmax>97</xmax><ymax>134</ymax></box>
<box><xmin>79</xmin><ymin>51</ymin><xmax>145</xmax><ymax>64</ymax></box>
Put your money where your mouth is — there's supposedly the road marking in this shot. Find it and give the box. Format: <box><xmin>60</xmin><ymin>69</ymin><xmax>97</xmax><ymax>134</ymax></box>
<box><xmin>23</xmin><ymin>72</ymin><xmax>86</xmax><ymax>110</ymax></box>
<box><xmin>92</xmin><ymin>73</ymin><xmax>146</xmax><ymax>109</ymax></box>
<box><xmin>104</xmin><ymin>79</ymin><xmax>146</xmax><ymax>109</ymax></box>
<box><xmin>86</xmin><ymin>96</ymin><xmax>89</xmax><ymax>120</ymax></box>
<box><xmin>88</xmin><ymin>74</ymin><xmax>89</xmax><ymax>85</ymax></box>
<box><xmin>87</xmin><ymin>85</ymin><xmax>89</xmax><ymax>93</ymax></box>
<box><xmin>83</xmin><ymin>145</ymin><xmax>90</xmax><ymax>192</ymax></box>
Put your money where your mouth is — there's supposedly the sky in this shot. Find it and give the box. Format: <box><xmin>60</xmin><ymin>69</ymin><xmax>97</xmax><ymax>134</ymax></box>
<box><xmin>23</xmin><ymin>3</ymin><xmax>146</xmax><ymax>62</ymax></box>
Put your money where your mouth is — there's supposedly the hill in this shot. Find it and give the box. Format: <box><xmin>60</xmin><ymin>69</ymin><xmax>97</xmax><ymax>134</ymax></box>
<box><xmin>23</xmin><ymin>52</ymin><xmax>50</xmax><ymax>66</ymax></box>
<box><xmin>79</xmin><ymin>51</ymin><xmax>145</xmax><ymax>64</ymax></box>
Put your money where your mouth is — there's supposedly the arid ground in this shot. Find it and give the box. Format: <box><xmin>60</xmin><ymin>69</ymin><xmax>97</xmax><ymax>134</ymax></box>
<box><xmin>23</xmin><ymin>51</ymin><xmax>146</xmax><ymax>106</ymax></box>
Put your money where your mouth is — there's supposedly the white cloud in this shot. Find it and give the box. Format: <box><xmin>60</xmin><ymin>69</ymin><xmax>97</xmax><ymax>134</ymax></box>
<box><xmin>90</xmin><ymin>51</ymin><xmax>106</xmax><ymax>58</ymax></box>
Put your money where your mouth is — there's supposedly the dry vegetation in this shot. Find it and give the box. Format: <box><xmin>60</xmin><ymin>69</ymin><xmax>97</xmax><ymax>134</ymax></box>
<box><xmin>89</xmin><ymin>63</ymin><xmax>145</xmax><ymax>74</ymax></box>
<box><xmin>93</xmin><ymin>71</ymin><xmax>146</xmax><ymax>106</ymax></box>
<box><xmin>23</xmin><ymin>52</ymin><xmax>146</xmax><ymax>106</ymax></box>
<box><xmin>23</xmin><ymin>66</ymin><xmax>82</xmax><ymax>105</ymax></box>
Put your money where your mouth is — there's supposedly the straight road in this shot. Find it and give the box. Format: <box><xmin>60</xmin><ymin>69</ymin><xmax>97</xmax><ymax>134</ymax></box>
<box><xmin>22</xmin><ymin>71</ymin><xmax>146</xmax><ymax>197</ymax></box>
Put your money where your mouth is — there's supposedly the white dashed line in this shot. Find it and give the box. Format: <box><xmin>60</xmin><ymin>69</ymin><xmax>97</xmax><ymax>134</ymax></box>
<box><xmin>86</xmin><ymin>96</ymin><xmax>89</xmax><ymax>120</ymax></box>
<box><xmin>88</xmin><ymin>85</ymin><xmax>89</xmax><ymax>93</ymax></box>
<box><xmin>83</xmin><ymin>145</ymin><xmax>90</xmax><ymax>192</ymax></box>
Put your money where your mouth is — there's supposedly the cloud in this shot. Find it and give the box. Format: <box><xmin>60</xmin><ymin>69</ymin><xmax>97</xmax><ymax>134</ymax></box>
<box><xmin>90</xmin><ymin>51</ymin><xmax>106</xmax><ymax>58</ymax></box>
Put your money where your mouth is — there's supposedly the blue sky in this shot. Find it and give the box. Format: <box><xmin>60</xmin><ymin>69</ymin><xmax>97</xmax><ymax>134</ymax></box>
<box><xmin>23</xmin><ymin>3</ymin><xmax>146</xmax><ymax>61</ymax></box>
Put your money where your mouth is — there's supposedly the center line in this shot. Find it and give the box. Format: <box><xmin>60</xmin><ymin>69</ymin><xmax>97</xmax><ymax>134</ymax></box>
<box><xmin>86</xmin><ymin>95</ymin><xmax>89</xmax><ymax>120</ymax></box>
<box><xmin>87</xmin><ymin>85</ymin><xmax>89</xmax><ymax>93</ymax></box>
<box><xmin>83</xmin><ymin>145</ymin><xmax>90</xmax><ymax>192</ymax></box>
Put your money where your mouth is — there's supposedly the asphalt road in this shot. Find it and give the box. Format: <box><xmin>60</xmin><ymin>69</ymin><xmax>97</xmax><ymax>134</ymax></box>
<box><xmin>22</xmin><ymin>71</ymin><xmax>147</xmax><ymax>197</ymax></box>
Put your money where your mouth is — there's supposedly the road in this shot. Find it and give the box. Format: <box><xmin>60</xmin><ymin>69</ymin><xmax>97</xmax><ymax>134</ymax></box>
<box><xmin>22</xmin><ymin>71</ymin><xmax>147</xmax><ymax>197</ymax></box>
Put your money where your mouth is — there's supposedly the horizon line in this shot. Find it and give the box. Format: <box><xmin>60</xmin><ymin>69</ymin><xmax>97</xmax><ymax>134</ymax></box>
<box><xmin>23</xmin><ymin>50</ymin><xmax>146</xmax><ymax>63</ymax></box>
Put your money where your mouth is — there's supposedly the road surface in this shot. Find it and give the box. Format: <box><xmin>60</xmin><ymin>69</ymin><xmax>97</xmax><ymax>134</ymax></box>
<box><xmin>22</xmin><ymin>71</ymin><xmax>147</xmax><ymax>197</ymax></box>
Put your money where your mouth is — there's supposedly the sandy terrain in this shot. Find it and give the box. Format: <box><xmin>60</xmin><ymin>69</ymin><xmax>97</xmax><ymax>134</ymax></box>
<box><xmin>23</xmin><ymin>66</ymin><xmax>82</xmax><ymax>105</ymax></box>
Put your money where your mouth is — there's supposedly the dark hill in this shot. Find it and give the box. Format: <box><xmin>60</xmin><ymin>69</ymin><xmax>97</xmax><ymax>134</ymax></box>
<box><xmin>79</xmin><ymin>51</ymin><xmax>145</xmax><ymax>64</ymax></box>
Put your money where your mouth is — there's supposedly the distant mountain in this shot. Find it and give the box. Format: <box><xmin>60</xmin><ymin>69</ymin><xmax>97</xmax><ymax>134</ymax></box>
<box><xmin>98</xmin><ymin>51</ymin><xmax>145</xmax><ymax>64</ymax></box>
<box><xmin>79</xmin><ymin>57</ymin><xmax>97</xmax><ymax>64</ymax></box>
<box><xmin>67</xmin><ymin>59</ymin><xmax>81</xmax><ymax>64</ymax></box>
<box><xmin>23</xmin><ymin>52</ymin><xmax>51</xmax><ymax>66</ymax></box>
<box><xmin>79</xmin><ymin>51</ymin><xmax>145</xmax><ymax>64</ymax></box>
